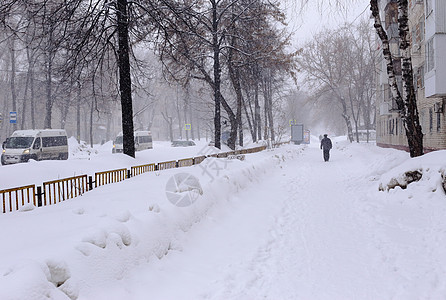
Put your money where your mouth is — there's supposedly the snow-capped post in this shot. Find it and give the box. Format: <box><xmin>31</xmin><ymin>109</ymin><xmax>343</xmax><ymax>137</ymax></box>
<box><xmin>36</xmin><ymin>186</ymin><xmax>43</xmax><ymax>207</ymax></box>
<box><xmin>88</xmin><ymin>176</ymin><xmax>94</xmax><ymax>191</ymax></box>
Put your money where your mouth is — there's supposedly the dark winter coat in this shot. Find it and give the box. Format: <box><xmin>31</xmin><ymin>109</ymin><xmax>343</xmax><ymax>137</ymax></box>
<box><xmin>320</xmin><ymin>137</ymin><xmax>332</xmax><ymax>150</ymax></box>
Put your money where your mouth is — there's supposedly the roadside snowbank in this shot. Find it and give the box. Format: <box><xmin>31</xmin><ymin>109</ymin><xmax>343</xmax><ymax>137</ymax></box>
<box><xmin>0</xmin><ymin>145</ymin><xmax>296</xmax><ymax>299</ymax></box>
<box><xmin>378</xmin><ymin>150</ymin><xmax>446</xmax><ymax>193</ymax></box>
<box><xmin>0</xmin><ymin>138</ymin><xmax>263</xmax><ymax>190</ymax></box>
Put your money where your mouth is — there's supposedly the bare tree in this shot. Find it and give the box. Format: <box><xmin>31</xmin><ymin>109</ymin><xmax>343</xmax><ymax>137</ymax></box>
<box><xmin>298</xmin><ymin>28</ymin><xmax>355</xmax><ymax>141</ymax></box>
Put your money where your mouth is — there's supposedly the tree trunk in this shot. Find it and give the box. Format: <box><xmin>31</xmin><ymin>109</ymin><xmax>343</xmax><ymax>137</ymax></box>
<box><xmin>83</xmin><ymin>107</ymin><xmax>88</xmax><ymax>143</ymax></box>
<box><xmin>238</xmin><ymin>96</ymin><xmax>243</xmax><ymax>147</ymax></box>
<box><xmin>243</xmin><ymin>87</ymin><xmax>256</xmax><ymax>142</ymax></box>
<box><xmin>255</xmin><ymin>83</ymin><xmax>261</xmax><ymax>141</ymax></box>
<box><xmin>76</xmin><ymin>82</ymin><xmax>81</xmax><ymax>142</ymax></box>
<box><xmin>370</xmin><ymin>0</ymin><xmax>423</xmax><ymax>157</ymax></box>
<box><xmin>60</xmin><ymin>91</ymin><xmax>70</xmax><ymax>129</ymax></box>
<box><xmin>184</xmin><ymin>104</ymin><xmax>189</xmax><ymax>140</ymax></box>
<box><xmin>89</xmin><ymin>99</ymin><xmax>94</xmax><ymax>147</ymax></box>
<box><xmin>10</xmin><ymin>41</ymin><xmax>17</xmax><ymax>132</ymax></box>
<box><xmin>117</xmin><ymin>0</ymin><xmax>135</xmax><ymax>157</ymax></box>
<box><xmin>184</xmin><ymin>87</ymin><xmax>190</xmax><ymax>140</ymax></box>
<box><xmin>106</xmin><ymin>113</ymin><xmax>112</xmax><ymax>142</ymax></box>
<box><xmin>398</xmin><ymin>0</ymin><xmax>423</xmax><ymax>157</ymax></box>
<box><xmin>341</xmin><ymin>98</ymin><xmax>354</xmax><ymax>142</ymax></box>
<box><xmin>263</xmin><ymin>81</ymin><xmax>270</xmax><ymax>141</ymax></box>
<box><xmin>21</xmin><ymin>48</ymin><xmax>33</xmax><ymax>130</ymax></box>
<box><xmin>228</xmin><ymin>43</ymin><xmax>244</xmax><ymax>147</ymax></box>
<box><xmin>265</xmin><ymin>74</ymin><xmax>275</xmax><ymax>142</ymax></box>
<box><xmin>211</xmin><ymin>2</ymin><xmax>222</xmax><ymax>149</ymax></box>
<box><xmin>168</xmin><ymin>117</ymin><xmax>173</xmax><ymax>142</ymax></box>
<box><xmin>189</xmin><ymin>104</ymin><xmax>195</xmax><ymax>140</ymax></box>
<box><xmin>44</xmin><ymin>50</ymin><xmax>53</xmax><ymax>129</ymax></box>
<box><xmin>30</xmin><ymin>59</ymin><xmax>36</xmax><ymax>130</ymax></box>
<box><xmin>243</xmin><ymin>94</ymin><xmax>254</xmax><ymax>143</ymax></box>
<box><xmin>161</xmin><ymin>112</ymin><xmax>173</xmax><ymax>142</ymax></box>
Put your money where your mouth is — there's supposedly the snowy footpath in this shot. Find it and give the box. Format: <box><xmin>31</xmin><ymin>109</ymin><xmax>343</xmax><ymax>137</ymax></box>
<box><xmin>1</xmin><ymin>138</ymin><xmax>446</xmax><ymax>299</ymax></box>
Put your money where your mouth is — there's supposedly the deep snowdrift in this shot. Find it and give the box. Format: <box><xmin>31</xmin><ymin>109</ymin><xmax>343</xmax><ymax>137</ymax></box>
<box><xmin>1</xmin><ymin>137</ymin><xmax>446</xmax><ymax>299</ymax></box>
<box><xmin>0</xmin><ymin>139</ymin><xmax>287</xmax><ymax>299</ymax></box>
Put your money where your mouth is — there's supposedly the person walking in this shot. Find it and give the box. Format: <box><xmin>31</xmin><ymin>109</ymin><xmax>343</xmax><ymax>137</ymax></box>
<box><xmin>320</xmin><ymin>134</ymin><xmax>332</xmax><ymax>162</ymax></box>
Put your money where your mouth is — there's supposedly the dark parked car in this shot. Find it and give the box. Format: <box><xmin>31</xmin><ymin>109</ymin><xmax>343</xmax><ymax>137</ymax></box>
<box><xmin>171</xmin><ymin>140</ymin><xmax>196</xmax><ymax>147</ymax></box>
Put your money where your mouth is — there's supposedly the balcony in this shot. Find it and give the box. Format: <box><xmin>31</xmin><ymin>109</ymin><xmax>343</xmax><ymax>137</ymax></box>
<box><xmin>424</xmin><ymin>0</ymin><xmax>446</xmax><ymax>98</ymax></box>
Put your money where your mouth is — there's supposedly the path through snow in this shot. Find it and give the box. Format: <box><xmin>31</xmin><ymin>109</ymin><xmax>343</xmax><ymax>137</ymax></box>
<box><xmin>85</xmin><ymin>141</ymin><xmax>430</xmax><ymax>299</ymax></box>
<box><xmin>202</xmin><ymin>143</ymin><xmax>398</xmax><ymax>299</ymax></box>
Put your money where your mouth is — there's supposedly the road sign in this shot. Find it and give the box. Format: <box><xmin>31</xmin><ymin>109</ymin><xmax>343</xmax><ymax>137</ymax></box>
<box><xmin>291</xmin><ymin>124</ymin><xmax>304</xmax><ymax>144</ymax></box>
<box><xmin>9</xmin><ymin>111</ymin><xmax>17</xmax><ymax>124</ymax></box>
<box><xmin>184</xmin><ymin>124</ymin><xmax>191</xmax><ymax>130</ymax></box>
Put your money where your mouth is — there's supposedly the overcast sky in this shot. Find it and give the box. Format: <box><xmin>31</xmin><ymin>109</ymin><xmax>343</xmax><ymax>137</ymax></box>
<box><xmin>285</xmin><ymin>0</ymin><xmax>371</xmax><ymax>48</ymax></box>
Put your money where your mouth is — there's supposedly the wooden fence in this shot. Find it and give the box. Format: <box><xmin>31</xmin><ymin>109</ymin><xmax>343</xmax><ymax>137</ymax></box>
<box><xmin>1</xmin><ymin>185</ymin><xmax>36</xmax><ymax>213</ymax></box>
<box><xmin>131</xmin><ymin>163</ymin><xmax>155</xmax><ymax>177</ymax></box>
<box><xmin>158</xmin><ymin>160</ymin><xmax>177</xmax><ymax>170</ymax></box>
<box><xmin>178</xmin><ymin>158</ymin><xmax>194</xmax><ymax>168</ymax></box>
<box><xmin>43</xmin><ymin>175</ymin><xmax>88</xmax><ymax>206</ymax></box>
<box><xmin>1</xmin><ymin>142</ymin><xmax>287</xmax><ymax>213</ymax></box>
<box><xmin>193</xmin><ymin>156</ymin><xmax>206</xmax><ymax>165</ymax></box>
<box><xmin>95</xmin><ymin>168</ymin><xmax>127</xmax><ymax>188</ymax></box>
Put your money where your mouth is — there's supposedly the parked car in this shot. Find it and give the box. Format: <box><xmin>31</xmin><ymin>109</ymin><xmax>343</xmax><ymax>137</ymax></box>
<box><xmin>171</xmin><ymin>140</ymin><xmax>196</xmax><ymax>147</ymax></box>
<box><xmin>1</xmin><ymin>129</ymin><xmax>68</xmax><ymax>165</ymax></box>
<box><xmin>112</xmin><ymin>131</ymin><xmax>153</xmax><ymax>153</ymax></box>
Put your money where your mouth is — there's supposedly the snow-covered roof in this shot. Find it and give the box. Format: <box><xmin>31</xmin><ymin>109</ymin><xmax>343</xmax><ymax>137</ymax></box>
<box><xmin>11</xmin><ymin>129</ymin><xmax>67</xmax><ymax>137</ymax></box>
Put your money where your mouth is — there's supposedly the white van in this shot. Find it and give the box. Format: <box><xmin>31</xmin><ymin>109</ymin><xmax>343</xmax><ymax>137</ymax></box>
<box><xmin>1</xmin><ymin>129</ymin><xmax>69</xmax><ymax>165</ymax></box>
<box><xmin>112</xmin><ymin>131</ymin><xmax>153</xmax><ymax>153</ymax></box>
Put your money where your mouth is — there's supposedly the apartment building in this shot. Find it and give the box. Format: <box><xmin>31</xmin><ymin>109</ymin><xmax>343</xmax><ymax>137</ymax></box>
<box><xmin>376</xmin><ymin>0</ymin><xmax>446</xmax><ymax>152</ymax></box>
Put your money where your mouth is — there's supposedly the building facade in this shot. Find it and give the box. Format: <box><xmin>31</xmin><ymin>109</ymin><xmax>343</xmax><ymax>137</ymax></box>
<box><xmin>376</xmin><ymin>0</ymin><xmax>446</xmax><ymax>152</ymax></box>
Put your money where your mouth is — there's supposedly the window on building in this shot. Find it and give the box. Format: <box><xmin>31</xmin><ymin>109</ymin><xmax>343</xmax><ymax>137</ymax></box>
<box><xmin>391</xmin><ymin>119</ymin><xmax>395</xmax><ymax>135</ymax></box>
<box><xmin>413</xmin><ymin>67</ymin><xmax>419</xmax><ymax>91</ymax></box>
<box><xmin>429</xmin><ymin>108</ymin><xmax>433</xmax><ymax>132</ymax></box>
<box><xmin>420</xmin><ymin>64</ymin><xmax>425</xmax><ymax>88</ymax></box>
<box><xmin>437</xmin><ymin>112</ymin><xmax>441</xmax><ymax>132</ymax></box>
<box><xmin>395</xmin><ymin>119</ymin><xmax>398</xmax><ymax>135</ymax></box>
<box><xmin>420</xmin><ymin>109</ymin><xmax>426</xmax><ymax>134</ymax></box>
<box><xmin>419</xmin><ymin>16</ymin><xmax>424</xmax><ymax>42</ymax></box>
<box><xmin>426</xmin><ymin>38</ymin><xmax>435</xmax><ymax>72</ymax></box>
<box><xmin>414</xmin><ymin>66</ymin><xmax>425</xmax><ymax>90</ymax></box>
<box><xmin>411</xmin><ymin>26</ymin><xmax>417</xmax><ymax>45</ymax></box>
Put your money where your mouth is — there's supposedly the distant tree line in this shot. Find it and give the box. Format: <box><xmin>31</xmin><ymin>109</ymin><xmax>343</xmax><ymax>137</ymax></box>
<box><xmin>0</xmin><ymin>0</ymin><xmax>297</xmax><ymax>156</ymax></box>
<box><xmin>297</xmin><ymin>19</ymin><xmax>376</xmax><ymax>143</ymax></box>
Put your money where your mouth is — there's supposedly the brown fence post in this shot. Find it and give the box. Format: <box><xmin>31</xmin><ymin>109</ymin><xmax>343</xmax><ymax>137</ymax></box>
<box><xmin>88</xmin><ymin>176</ymin><xmax>94</xmax><ymax>191</ymax></box>
<box><xmin>36</xmin><ymin>186</ymin><xmax>42</xmax><ymax>207</ymax></box>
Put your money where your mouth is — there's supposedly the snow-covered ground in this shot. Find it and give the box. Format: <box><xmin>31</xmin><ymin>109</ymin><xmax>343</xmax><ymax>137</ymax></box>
<box><xmin>0</xmin><ymin>138</ymin><xmax>234</xmax><ymax>189</ymax></box>
<box><xmin>1</xmin><ymin>136</ymin><xmax>446</xmax><ymax>299</ymax></box>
